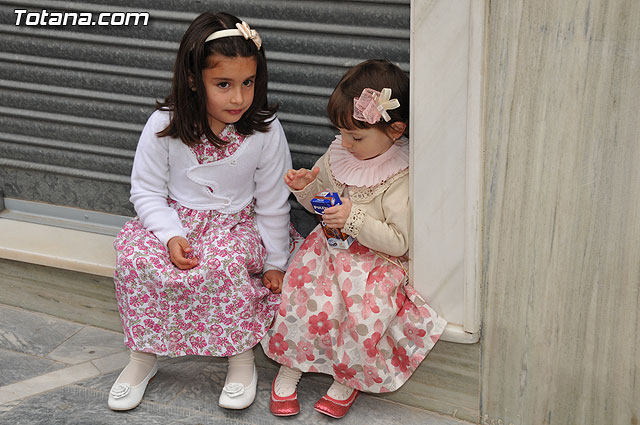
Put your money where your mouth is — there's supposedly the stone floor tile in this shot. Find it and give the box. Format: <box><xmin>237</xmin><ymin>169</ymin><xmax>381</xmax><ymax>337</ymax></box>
<box><xmin>0</xmin><ymin>400</ymin><xmax>20</xmax><ymax>413</ymax></box>
<box><xmin>0</xmin><ymin>362</ymin><xmax>100</xmax><ymax>404</ymax></box>
<box><xmin>46</xmin><ymin>326</ymin><xmax>126</xmax><ymax>365</ymax></box>
<box><xmin>0</xmin><ymin>385</ymin><xmax>199</xmax><ymax>425</ymax></box>
<box><xmin>0</xmin><ymin>348</ymin><xmax>65</xmax><ymax>386</ymax></box>
<box><xmin>0</xmin><ymin>305</ymin><xmax>82</xmax><ymax>357</ymax></box>
<box><xmin>90</xmin><ymin>350</ymin><xmax>129</xmax><ymax>374</ymax></box>
<box><xmin>151</xmin><ymin>356</ymin><xmax>227</xmax><ymax>407</ymax></box>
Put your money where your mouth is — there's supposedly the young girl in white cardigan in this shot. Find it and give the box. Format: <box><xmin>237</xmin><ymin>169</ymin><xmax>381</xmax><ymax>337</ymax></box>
<box><xmin>109</xmin><ymin>12</ymin><xmax>292</xmax><ymax>411</ymax></box>
<box><xmin>261</xmin><ymin>59</ymin><xmax>447</xmax><ymax>419</ymax></box>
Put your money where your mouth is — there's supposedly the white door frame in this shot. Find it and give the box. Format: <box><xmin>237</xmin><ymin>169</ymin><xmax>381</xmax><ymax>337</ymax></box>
<box><xmin>409</xmin><ymin>0</ymin><xmax>485</xmax><ymax>343</ymax></box>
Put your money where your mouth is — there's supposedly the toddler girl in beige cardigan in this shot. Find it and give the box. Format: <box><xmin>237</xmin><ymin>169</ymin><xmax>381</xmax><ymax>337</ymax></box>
<box><xmin>261</xmin><ymin>59</ymin><xmax>447</xmax><ymax>419</ymax></box>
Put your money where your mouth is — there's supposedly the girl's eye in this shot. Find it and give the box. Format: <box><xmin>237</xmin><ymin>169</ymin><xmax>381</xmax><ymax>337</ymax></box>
<box><xmin>352</xmin><ymin>137</ymin><xmax>362</xmax><ymax>141</ymax></box>
<box><xmin>217</xmin><ymin>82</ymin><xmax>230</xmax><ymax>89</ymax></box>
<box><xmin>242</xmin><ymin>79</ymin><xmax>254</xmax><ymax>87</ymax></box>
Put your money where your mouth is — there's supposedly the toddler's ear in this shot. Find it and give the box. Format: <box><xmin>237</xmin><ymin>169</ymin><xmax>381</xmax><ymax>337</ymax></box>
<box><xmin>389</xmin><ymin>122</ymin><xmax>407</xmax><ymax>140</ymax></box>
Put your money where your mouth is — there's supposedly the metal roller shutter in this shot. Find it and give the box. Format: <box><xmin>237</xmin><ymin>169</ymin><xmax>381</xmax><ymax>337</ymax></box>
<box><xmin>0</xmin><ymin>0</ymin><xmax>409</xmax><ymax>234</ymax></box>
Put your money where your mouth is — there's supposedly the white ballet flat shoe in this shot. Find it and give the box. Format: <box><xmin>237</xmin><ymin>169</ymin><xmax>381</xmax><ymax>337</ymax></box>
<box><xmin>108</xmin><ymin>359</ymin><xmax>158</xmax><ymax>411</ymax></box>
<box><xmin>218</xmin><ymin>364</ymin><xmax>258</xmax><ymax>410</ymax></box>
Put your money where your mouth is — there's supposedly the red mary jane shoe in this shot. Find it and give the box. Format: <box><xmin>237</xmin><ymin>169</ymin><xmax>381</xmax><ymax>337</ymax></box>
<box><xmin>313</xmin><ymin>389</ymin><xmax>359</xmax><ymax>418</ymax></box>
<box><xmin>270</xmin><ymin>377</ymin><xmax>300</xmax><ymax>416</ymax></box>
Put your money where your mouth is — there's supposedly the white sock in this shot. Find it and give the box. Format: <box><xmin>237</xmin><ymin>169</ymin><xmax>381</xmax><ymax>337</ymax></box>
<box><xmin>274</xmin><ymin>365</ymin><xmax>302</xmax><ymax>397</ymax></box>
<box><xmin>116</xmin><ymin>350</ymin><xmax>157</xmax><ymax>386</ymax></box>
<box><xmin>327</xmin><ymin>380</ymin><xmax>354</xmax><ymax>400</ymax></box>
<box><xmin>226</xmin><ymin>349</ymin><xmax>255</xmax><ymax>387</ymax></box>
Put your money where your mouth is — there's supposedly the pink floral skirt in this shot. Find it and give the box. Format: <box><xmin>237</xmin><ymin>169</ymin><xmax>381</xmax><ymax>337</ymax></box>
<box><xmin>114</xmin><ymin>201</ymin><xmax>279</xmax><ymax>357</ymax></box>
<box><xmin>261</xmin><ymin>226</ymin><xmax>447</xmax><ymax>393</ymax></box>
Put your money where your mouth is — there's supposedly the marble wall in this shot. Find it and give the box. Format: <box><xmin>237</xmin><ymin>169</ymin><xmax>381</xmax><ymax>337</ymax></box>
<box><xmin>482</xmin><ymin>0</ymin><xmax>640</xmax><ymax>424</ymax></box>
<box><xmin>410</xmin><ymin>0</ymin><xmax>467</xmax><ymax>329</ymax></box>
<box><xmin>410</xmin><ymin>0</ymin><xmax>484</xmax><ymax>341</ymax></box>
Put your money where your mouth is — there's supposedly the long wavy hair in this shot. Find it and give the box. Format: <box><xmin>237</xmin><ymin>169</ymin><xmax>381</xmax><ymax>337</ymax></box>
<box><xmin>157</xmin><ymin>12</ymin><xmax>277</xmax><ymax>147</ymax></box>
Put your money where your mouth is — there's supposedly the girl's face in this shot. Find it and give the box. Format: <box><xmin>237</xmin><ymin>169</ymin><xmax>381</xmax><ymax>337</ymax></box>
<box><xmin>339</xmin><ymin>127</ymin><xmax>396</xmax><ymax>160</ymax></box>
<box><xmin>201</xmin><ymin>54</ymin><xmax>258</xmax><ymax>135</ymax></box>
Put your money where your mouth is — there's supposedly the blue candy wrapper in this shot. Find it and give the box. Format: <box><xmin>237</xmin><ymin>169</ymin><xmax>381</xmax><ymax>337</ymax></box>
<box><xmin>310</xmin><ymin>191</ymin><xmax>342</xmax><ymax>214</ymax></box>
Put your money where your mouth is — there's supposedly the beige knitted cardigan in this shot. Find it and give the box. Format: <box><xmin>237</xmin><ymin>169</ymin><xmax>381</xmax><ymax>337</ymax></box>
<box><xmin>292</xmin><ymin>152</ymin><xmax>409</xmax><ymax>257</ymax></box>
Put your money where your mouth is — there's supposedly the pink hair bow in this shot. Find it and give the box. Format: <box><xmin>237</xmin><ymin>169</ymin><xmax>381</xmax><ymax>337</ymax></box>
<box><xmin>353</xmin><ymin>88</ymin><xmax>400</xmax><ymax>124</ymax></box>
<box><xmin>235</xmin><ymin>21</ymin><xmax>262</xmax><ymax>50</ymax></box>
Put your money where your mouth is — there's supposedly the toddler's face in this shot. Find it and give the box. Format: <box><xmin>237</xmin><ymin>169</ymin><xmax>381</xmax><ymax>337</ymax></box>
<box><xmin>202</xmin><ymin>54</ymin><xmax>257</xmax><ymax>135</ymax></box>
<box><xmin>338</xmin><ymin>127</ymin><xmax>395</xmax><ymax>160</ymax></box>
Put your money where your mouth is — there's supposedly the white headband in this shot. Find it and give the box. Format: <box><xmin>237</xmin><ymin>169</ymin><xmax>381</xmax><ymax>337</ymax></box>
<box><xmin>204</xmin><ymin>21</ymin><xmax>262</xmax><ymax>50</ymax></box>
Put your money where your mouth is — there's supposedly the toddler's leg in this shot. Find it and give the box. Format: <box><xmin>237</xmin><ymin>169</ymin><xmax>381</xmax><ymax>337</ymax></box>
<box><xmin>108</xmin><ymin>350</ymin><xmax>157</xmax><ymax>411</ymax></box>
<box><xmin>218</xmin><ymin>349</ymin><xmax>257</xmax><ymax>409</ymax></box>
<box><xmin>270</xmin><ymin>365</ymin><xmax>303</xmax><ymax>416</ymax></box>
<box><xmin>274</xmin><ymin>365</ymin><xmax>302</xmax><ymax>397</ymax></box>
<box><xmin>326</xmin><ymin>380</ymin><xmax>356</xmax><ymax>399</ymax></box>
<box><xmin>314</xmin><ymin>380</ymin><xmax>359</xmax><ymax>419</ymax></box>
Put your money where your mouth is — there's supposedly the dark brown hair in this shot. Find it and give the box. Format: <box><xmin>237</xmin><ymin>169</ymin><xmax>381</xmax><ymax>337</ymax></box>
<box><xmin>157</xmin><ymin>12</ymin><xmax>277</xmax><ymax>147</ymax></box>
<box><xmin>327</xmin><ymin>59</ymin><xmax>409</xmax><ymax>137</ymax></box>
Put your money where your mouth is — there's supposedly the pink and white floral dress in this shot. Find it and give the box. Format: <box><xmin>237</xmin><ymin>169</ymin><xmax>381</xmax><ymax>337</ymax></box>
<box><xmin>114</xmin><ymin>126</ymin><xmax>280</xmax><ymax>357</ymax></box>
<box><xmin>261</xmin><ymin>137</ymin><xmax>447</xmax><ymax>393</ymax></box>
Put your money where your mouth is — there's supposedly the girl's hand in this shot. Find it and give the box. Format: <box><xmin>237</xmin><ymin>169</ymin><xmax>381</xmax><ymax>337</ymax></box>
<box><xmin>323</xmin><ymin>197</ymin><xmax>352</xmax><ymax>229</ymax></box>
<box><xmin>284</xmin><ymin>167</ymin><xmax>320</xmax><ymax>190</ymax></box>
<box><xmin>167</xmin><ymin>236</ymin><xmax>198</xmax><ymax>270</ymax></box>
<box><xmin>263</xmin><ymin>269</ymin><xmax>285</xmax><ymax>294</ymax></box>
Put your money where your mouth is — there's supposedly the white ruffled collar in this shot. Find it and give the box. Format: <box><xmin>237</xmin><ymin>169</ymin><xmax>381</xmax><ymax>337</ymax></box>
<box><xmin>328</xmin><ymin>135</ymin><xmax>409</xmax><ymax>188</ymax></box>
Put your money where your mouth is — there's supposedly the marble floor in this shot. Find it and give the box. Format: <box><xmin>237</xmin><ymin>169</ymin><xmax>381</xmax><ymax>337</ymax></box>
<box><xmin>0</xmin><ymin>304</ymin><xmax>471</xmax><ymax>425</ymax></box>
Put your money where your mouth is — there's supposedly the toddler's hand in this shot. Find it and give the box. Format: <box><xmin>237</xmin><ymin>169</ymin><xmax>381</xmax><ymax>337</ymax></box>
<box><xmin>284</xmin><ymin>167</ymin><xmax>320</xmax><ymax>191</ymax></box>
<box><xmin>168</xmin><ymin>236</ymin><xmax>198</xmax><ymax>270</ymax></box>
<box><xmin>263</xmin><ymin>269</ymin><xmax>285</xmax><ymax>294</ymax></box>
<box><xmin>323</xmin><ymin>197</ymin><xmax>352</xmax><ymax>229</ymax></box>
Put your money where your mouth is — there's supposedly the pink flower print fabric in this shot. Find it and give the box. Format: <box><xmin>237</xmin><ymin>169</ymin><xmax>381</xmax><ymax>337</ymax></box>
<box><xmin>191</xmin><ymin>125</ymin><xmax>245</xmax><ymax>162</ymax></box>
<box><xmin>114</xmin><ymin>126</ymin><xmax>280</xmax><ymax>357</ymax></box>
<box><xmin>261</xmin><ymin>226</ymin><xmax>447</xmax><ymax>393</ymax></box>
<box><xmin>190</xmin><ymin>125</ymin><xmax>245</xmax><ymax>193</ymax></box>
<box><xmin>114</xmin><ymin>202</ymin><xmax>278</xmax><ymax>357</ymax></box>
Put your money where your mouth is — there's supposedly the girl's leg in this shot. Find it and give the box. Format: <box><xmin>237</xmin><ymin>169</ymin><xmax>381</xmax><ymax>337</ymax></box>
<box><xmin>218</xmin><ymin>349</ymin><xmax>257</xmax><ymax>409</ymax></box>
<box><xmin>314</xmin><ymin>380</ymin><xmax>359</xmax><ymax>419</ymax></box>
<box><xmin>115</xmin><ymin>350</ymin><xmax>157</xmax><ymax>384</ymax></box>
<box><xmin>225</xmin><ymin>349</ymin><xmax>255</xmax><ymax>386</ymax></box>
<box><xmin>108</xmin><ymin>350</ymin><xmax>158</xmax><ymax>410</ymax></box>
<box><xmin>270</xmin><ymin>365</ymin><xmax>303</xmax><ymax>416</ymax></box>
